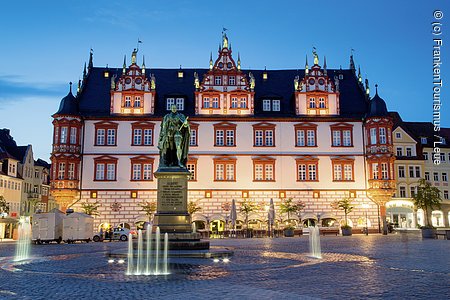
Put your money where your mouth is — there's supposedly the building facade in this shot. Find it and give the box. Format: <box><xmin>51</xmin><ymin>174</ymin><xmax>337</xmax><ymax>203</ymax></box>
<box><xmin>51</xmin><ymin>34</ymin><xmax>447</xmax><ymax>233</ymax></box>
<box><xmin>0</xmin><ymin>129</ymin><xmax>54</xmax><ymax>239</ymax></box>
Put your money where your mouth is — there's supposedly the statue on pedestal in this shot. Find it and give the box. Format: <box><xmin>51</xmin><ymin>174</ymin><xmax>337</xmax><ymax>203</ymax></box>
<box><xmin>157</xmin><ymin>105</ymin><xmax>190</xmax><ymax>169</ymax></box>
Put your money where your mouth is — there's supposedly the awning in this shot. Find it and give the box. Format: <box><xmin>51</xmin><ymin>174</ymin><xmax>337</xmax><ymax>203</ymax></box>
<box><xmin>192</xmin><ymin>213</ymin><xmax>208</xmax><ymax>222</ymax></box>
<box><xmin>319</xmin><ymin>213</ymin><xmax>337</xmax><ymax>220</ymax></box>
<box><xmin>300</xmin><ymin>213</ymin><xmax>318</xmax><ymax>221</ymax></box>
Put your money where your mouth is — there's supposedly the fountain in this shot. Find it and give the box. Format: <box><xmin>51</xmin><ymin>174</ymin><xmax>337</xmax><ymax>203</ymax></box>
<box><xmin>308</xmin><ymin>226</ymin><xmax>322</xmax><ymax>259</ymax></box>
<box><xmin>14</xmin><ymin>216</ymin><xmax>31</xmax><ymax>261</ymax></box>
<box><xmin>126</xmin><ymin>226</ymin><xmax>169</xmax><ymax>276</ymax></box>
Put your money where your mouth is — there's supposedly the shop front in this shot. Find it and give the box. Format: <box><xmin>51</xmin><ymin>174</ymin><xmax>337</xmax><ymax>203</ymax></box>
<box><xmin>386</xmin><ymin>199</ymin><xmax>416</xmax><ymax>229</ymax></box>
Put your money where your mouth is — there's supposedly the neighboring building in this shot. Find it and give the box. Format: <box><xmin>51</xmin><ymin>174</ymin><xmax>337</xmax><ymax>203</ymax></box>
<box><xmin>0</xmin><ymin>129</ymin><xmax>54</xmax><ymax>233</ymax></box>
<box><xmin>51</xmin><ymin>34</ymin><xmax>422</xmax><ymax>234</ymax></box>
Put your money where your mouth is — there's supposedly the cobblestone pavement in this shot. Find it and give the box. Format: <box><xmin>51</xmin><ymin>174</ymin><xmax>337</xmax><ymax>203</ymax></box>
<box><xmin>0</xmin><ymin>232</ymin><xmax>449</xmax><ymax>300</ymax></box>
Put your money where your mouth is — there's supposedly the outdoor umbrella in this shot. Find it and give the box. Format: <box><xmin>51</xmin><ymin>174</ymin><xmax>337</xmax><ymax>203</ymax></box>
<box><xmin>230</xmin><ymin>199</ymin><xmax>237</xmax><ymax>236</ymax></box>
<box><xmin>268</xmin><ymin>198</ymin><xmax>275</xmax><ymax>237</ymax></box>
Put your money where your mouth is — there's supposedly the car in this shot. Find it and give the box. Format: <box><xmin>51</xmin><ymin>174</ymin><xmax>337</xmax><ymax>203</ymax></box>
<box><xmin>93</xmin><ymin>227</ymin><xmax>132</xmax><ymax>242</ymax></box>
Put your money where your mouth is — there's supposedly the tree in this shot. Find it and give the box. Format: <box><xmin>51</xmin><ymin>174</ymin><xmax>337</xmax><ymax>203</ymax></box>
<box><xmin>279</xmin><ymin>198</ymin><xmax>305</xmax><ymax>222</ymax></box>
<box><xmin>0</xmin><ymin>196</ymin><xmax>9</xmax><ymax>217</ymax></box>
<box><xmin>188</xmin><ymin>201</ymin><xmax>202</xmax><ymax>215</ymax></box>
<box><xmin>139</xmin><ymin>201</ymin><xmax>157</xmax><ymax>222</ymax></box>
<box><xmin>81</xmin><ymin>200</ymin><xmax>101</xmax><ymax>216</ymax></box>
<box><xmin>239</xmin><ymin>199</ymin><xmax>260</xmax><ymax>230</ymax></box>
<box><xmin>413</xmin><ymin>178</ymin><xmax>442</xmax><ymax>228</ymax></box>
<box><xmin>332</xmin><ymin>198</ymin><xmax>354</xmax><ymax>228</ymax></box>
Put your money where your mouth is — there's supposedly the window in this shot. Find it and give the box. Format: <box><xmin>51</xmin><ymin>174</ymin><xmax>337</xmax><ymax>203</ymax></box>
<box><xmin>214</xmin><ymin>158</ymin><xmax>236</xmax><ymax>181</ymax></box>
<box><xmin>229</xmin><ymin>76</ymin><xmax>236</xmax><ymax>85</ymax></box>
<box><xmin>396</xmin><ymin>147</ymin><xmax>403</xmax><ymax>156</ymax></box>
<box><xmin>216</xmin><ymin>130</ymin><xmax>224</xmax><ymax>146</ymax></box>
<box><xmin>131</xmin><ymin>162</ymin><xmax>153</xmax><ymax>181</ymax></box>
<box><xmin>214</xmin><ymin>123</ymin><xmax>236</xmax><ymax>147</ymax></box>
<box><xmin>295</xmin><ymin>123</ymin><xmax>317</xmax><ymax>147</ymax></box>
<box><xmin>395</xmin><ymin>132</ymin><xmax>401</xmax><ymax>139</ymax></box>
<box><xmin>169</xmin><ymin>97</ymin><xmax>182</xmax><ymax>110</ymax></box>
<box><xmin>415</xmin><ymin>166</ymin><xmax>421</xmax><ymax>178</ymax></box>
<box><xmin>203</xmin><ymin>97</ymin><xmax>210</xmax><ymax>108</ymax></box>
<box><xmin>131</xmin><ymin>122</ymin><xmax>155</xmax><ymax>146</ymax></box>
<box><xmin>60</xmin><ymin>127</ymin><xmax>68</xmax><ymax>144</ymax></box>
<box><xmin>272</xmin><ymin>100</ymin><xmax>280</xmax><ymax>111</ymax></box>
<box><xmin>95</xmin><ymin>122</ymin><xmax>118</xmax><ymax>146</ymax></box>
<box><xmin>372</xmin><ymin>163</ymin><xmax>379</xmax><ymax>179</ymax></box>
<box><xmin>381</xmin><ymin>163</ymin><xmax>388</xmax><ymax>179</ymax></box>
<box><xmin>421</xmin><ymin>137</ymin><xmax>427</xmax><ymax>144</ymax></box>
<box><xmin>440</xmin><ymin>153</ymin><xmax>446</xmax><ymax>162</ymax></box>
<box><xmin>379</xmin><ymin>128</ymin><xmax>386</xmax><ymax>144</ymax></box>
<box><xmin>134</xmin><ymin>96</ymin><xmax>141</xmax><ymax>108</ymax></box>
<box><xmin>96</xmin><ymin>129</ymin><xmax>105</xmax><ymax>145</ymax></box>
<box><xmin>263</xmin><ymin>100</ymin><xmax>271</xmax><ymax>111</ymax></box>
<box><xmin>54</xmin><ymin>127</ymin><xmax>59</xmax><ymax>144</ymax></box>
<box><xmin>253</xmin><ymin>123</ymin><xmax>275</xmax><ymax>147</ymax></box>
<box><xmin>253</xmin><ymin>159</ymin><xmax>275</xmax><ymax>181</ymax></box>
<box><xmin>70</xmin><ymin>127</ymin><xmax>77</xmax><ymax>144</ymax></box>
<box><xmin>425</xmin><ymin>172</ymin><xmax>430</xmax><ymax>181</ymax></box>
<box><xmin>187</xmin><ymin>159</ymin><xmax>197</xmax><ymax>181</ymax></box>
<box><xmin>433</xmin><ymin>172</ymin><xmax>439</xmax><ymax>181</ymax></box>
<box><xmin>167</xmin><ymin>98</ymin><xmax>175</xmax><ymax>110</ymax></box>
<box><xmin>231</xmin><ymin>97</ymin><xmax>238</xmax><ymax>108</ymax></box>
<box><xmin>332</xmin><ymin>159</ymin><xmax>354</xmax><ymax>181</ymax></box>
<box><xmin>215</xmin><ymin>76</ymin><xmax>222</xmax><ymax>85</ymax></box>
<box><xmin>240</xmin><ymin>97</ymin><xmax>247</xmax><ymax>108</ymax></box>
<box><xmin>309</xmin><ymin>98</ymin><xmax>316</xmax><ymax>108</ymax></box>
<box><xmin>94</xmin><ymin>156</ymin><xmax>117</xmax><ymax>181</ymax></box>
<box><xmin>296</xmin><ymin>159</ymin><xmax>319</xmax><ymax>181</ymax></box>
<box><xmin>212</xmin><ymin>97</ymin><xmax>219</xmax><ymax>108</ymax></box>
<box><xmin>125</xmin><ymin>96</ymin><xmax>131</xmax><ymax>107</ymax></box>
<box><xmin>423</xmin><ymin>152</ymin><xmax>428</xmax><ymax>160</ymax></box>
<box><xmin>444</xmin><ymin>190</ymin><xmax>449</xmax><ymax>200</ymax></box>
<box><xmin>318</xmin><ymin>97</ymin><xmax>325</xmax><ymax>108</ymax></box>
<box><xmin>68</xmin><ymin>163</ymin><xmax>75</xmax><ymax>180</ymax></box>
<box><xmin>331</xmin><ymin>124</ymin><xmax>353</xmax><ymax>147</ymax></box>
<box><xmin>332</xmin><ymin>130</ymin><xmax>341</xmax><ymax>146</ymax></box>
<box><xmin>399</xmin><ymin>186</ymin><xmax>406</xmax><ymax>198</ymax></box>
<box><xmin>406</xmin><ymin>147</ymin><xmax>412</xmax><ymax>157</ymax></box>
<box><xmin>442</xmin><ymin>173</ymin><xmax>448</xmax><ymax>182</ymax></box>
<box><xmin>107</xmin><ymin>129</ymin><xmax>116</xmax><ymax>145</ymax></box>
<box><xmin>398</xmin><ymin>166</ymin><xmax>405</xmax><ymax>178</ymax></box>
<box><xmin>58</xmin><ymin>163</ymin><xmax>65</xmax><ymax>180</ymax></box>
<box><xmin>370</xmin><ymin>128</ymin><xmax>377</xmax><ymax>145</ymax></box>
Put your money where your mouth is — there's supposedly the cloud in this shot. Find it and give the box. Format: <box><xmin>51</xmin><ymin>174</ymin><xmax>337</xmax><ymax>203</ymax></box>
<box><xmin>0</xmin><ymin>75</ymin><xmax>66</xmax><ymax>104</ymax></box>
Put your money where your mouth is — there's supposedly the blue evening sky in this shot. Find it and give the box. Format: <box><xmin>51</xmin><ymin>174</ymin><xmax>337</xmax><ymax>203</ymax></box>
<box><xmin>0</xmin><ymin>0</ymin><xmax>448</xmax><ymax>160</ymax></box>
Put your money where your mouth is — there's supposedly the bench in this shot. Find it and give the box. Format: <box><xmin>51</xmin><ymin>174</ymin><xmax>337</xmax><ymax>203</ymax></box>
<box><xmin>320</xmin><ymin>228</ymin><xmax>339</xmax><ymax>236</ymax></box>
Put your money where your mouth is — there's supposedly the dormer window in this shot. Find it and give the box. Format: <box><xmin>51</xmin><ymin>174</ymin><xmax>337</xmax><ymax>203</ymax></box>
<box><xmin>229</xmin><ymin>76</ymin><xmax>236</xmax><ymax>85</ymax></box>
<box><xmin>166</xmin><ymin>98</ymin><xmax>175</xmax><ymax>110</ymax></box>
<box><xmin>104</xmin><ymin>71</ymin><xmax>109</xmax><ymax>78</ymax></box>
<box><xmin>212</xmin><ymin>97</ymin><xmax>219</xmax><ymax>108</ymax></box>
<box><xmin>272</xmin><ymin>100</ymin><xmax>280</xmax><ymax>111</ymax></box>
<box><xmin>396</xmin><ymin>132</ymin><xmax>402</xmax><ymax>139</ymax></box>
<box><xmin>178</xmin><ymin>70</ymin><xmax>184</xmax><ymax>78</ymax></box>
<box><xmin>339</xmin><ymin>74</ymin><xmax>343</xmax><ymax>80</ymax></box>
<box><xmin>442</xmin><ymin>138</ymin><xmax>447</xmax><ymax>145</ymax></box>
<box><xmin>176</xmin><ymin>98</ymin><xmax>184</xmax><ymax>110</ymax></box>
<box><xmin>263</xmin><ymin>100</ymin><xmax>271</xmax><ymax>111</ymax></box>
<box><xmin>421</xmin><ymin>137</ymin><xmax>427</xmax><ymax>144</ymax></box>
<box><xmin>203</xmin><ymin>97</ymin><xmax>210</xmax><ymax>108</ymax></box>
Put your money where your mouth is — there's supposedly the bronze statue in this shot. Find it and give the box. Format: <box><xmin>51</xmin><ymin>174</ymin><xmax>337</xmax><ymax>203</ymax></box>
<box><xmin>158</xmin><ymin>104</ymin><xmax>190</xmax><ymax>168</ymax></box>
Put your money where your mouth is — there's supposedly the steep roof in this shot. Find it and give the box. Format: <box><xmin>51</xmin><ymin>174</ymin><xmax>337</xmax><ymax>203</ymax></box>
<box><xmin>54</xmin><ymin>89</ymin><xmax>79</xmax><ymax>116</ymax></box>
<box><xmin>366</xmin><ymin>91</ymin><xmax>388</xmax><ymax>118</ymax></box>
<box><xmin>77</xmin><ymin>67</ymin><xmax>369</xmax><ymax>119</ymax></box>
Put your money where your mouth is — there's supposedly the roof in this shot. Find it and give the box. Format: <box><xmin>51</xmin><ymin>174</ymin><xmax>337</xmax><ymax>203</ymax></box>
<box><xmin>55</xmin><ymin>89</ymin><xmax>78</xmax><ymax>116</ymax></box>
<box><xmin>35</xmin><ymin>158</ymin><xmax>51</xmax><ymax>169</ymax></box>
<box><xmin>366</xmin><ymin>91</ymin><xmax>388</xmax><ymax>118</ymax></box>
<box><xmin>76</xmin><ymin>67</ymin><xmax>369</xmax><ymax>119</ymax></box>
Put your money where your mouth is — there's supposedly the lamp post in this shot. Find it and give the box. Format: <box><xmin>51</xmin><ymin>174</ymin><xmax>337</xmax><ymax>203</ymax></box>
<box><xmin>361</xmin><ymin>203</ymin><xmax>370</xmax><ymax>235</ymax></box>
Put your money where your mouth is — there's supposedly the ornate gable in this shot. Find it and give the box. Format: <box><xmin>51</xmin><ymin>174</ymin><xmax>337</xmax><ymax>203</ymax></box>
<box><xmin>295</xmin><ymin>50</ymin><xmax>340</xmax><ymax>116</ymax></box>
<box><xmin>195</xmin><ymin>33</ymin><xmax>255</xmax><ymax>116</ymax></box>
<box><xmin>110</xmin><ymin>49</ymin><xmax>156</xmax><ymax>115</ymax></box>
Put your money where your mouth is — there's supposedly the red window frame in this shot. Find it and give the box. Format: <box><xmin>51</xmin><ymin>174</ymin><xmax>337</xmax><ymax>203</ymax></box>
<box><xmin>252</xmin><ymin>123</ymin><xmax>276</xmax><ymax>147</ymax></box>
<box><xmin>130</xmin><ymin>156</ymin><xmax>154</xmax><ymax>181</ymax></box>
<box><xmin>131</xmin><ymin>122</ymin><xmax>155</xmax><ymax>146</ymax></box>
<box><xmin>331</xmin><ymin>157</ymin><xmax>355</xmax><ymax>182</ymax></box>
<box><xmin>294</xmin><ymin>123</ymin><xmax>318</xmax><ymax>147</ymax></box>
<box><xmin>94</xmin><ymin>156</ymin><xmax>118</xmax><ymax>181</ymax></box>
<box><xmin>330</xmin><ymin>123</ymin><xmax>354</xmax><ymax>147</ymax></box>
<box><xmin>94</xmin><ymin>121</ymin><xmax>118</xmax><ymax>146</ymax></box>
<box><xmin>214</xmin><ymin>122</ymin><xmax>236</xmax><ymax>147</ymax></box>
<box><xmin>252</xmin><ymin>158</ymin><xmax>275</xmax><ymax>181</ymax></box>
<box><xmin>295</xmin><ymin>157</ymin><xmax>319</xmax><ymax>182</ymax></box>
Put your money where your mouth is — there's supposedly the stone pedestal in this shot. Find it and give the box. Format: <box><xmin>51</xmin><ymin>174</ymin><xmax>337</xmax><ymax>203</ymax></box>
<box><xmin>153</xmin><ymin>167</ymin><xmax>209</xmax><ymax>250</ymax></box>
<box><xmin>153</xmin><ymin>168</ymin><xmax>192</xmax><ymax>233</ymax></box>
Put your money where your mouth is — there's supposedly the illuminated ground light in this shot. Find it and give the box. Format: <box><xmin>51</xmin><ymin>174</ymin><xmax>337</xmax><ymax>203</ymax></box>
<box><xmin>108</xmin><ymin>259</ymin><xmax>114</xmax><ymax>263</ymax></box>
<box><xmin>118</xmin><ymin>259</ymin><xmax>125</xmax><ymax>264</ymax></box>
<box><xmin>223</xmin><ymin>258</ymin><xmax>230</xmax><ymax>263</ymax></box>
<box><xmin>213</xmin><ymin>258</ymin><xmax>220</xmax><ymax>263</ymax></box>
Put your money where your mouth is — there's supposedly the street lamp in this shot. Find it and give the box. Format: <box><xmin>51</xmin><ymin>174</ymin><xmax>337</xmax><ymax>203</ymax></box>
<box><xmin>361</xmin><ymin>203</ymin><xmax>370</xmax><ymax>235</ymax></box>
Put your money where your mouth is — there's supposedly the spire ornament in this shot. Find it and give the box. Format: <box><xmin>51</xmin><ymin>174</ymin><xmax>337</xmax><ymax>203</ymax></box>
<box><xmin>312</xmin><ymin>47</ymin><xmax>319</xmax><ymax>65</ymax></box>
<box><xmin>123</xmin><ymin>55</ymin><xmax>126</xmax><ymax>74</ymax></box>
